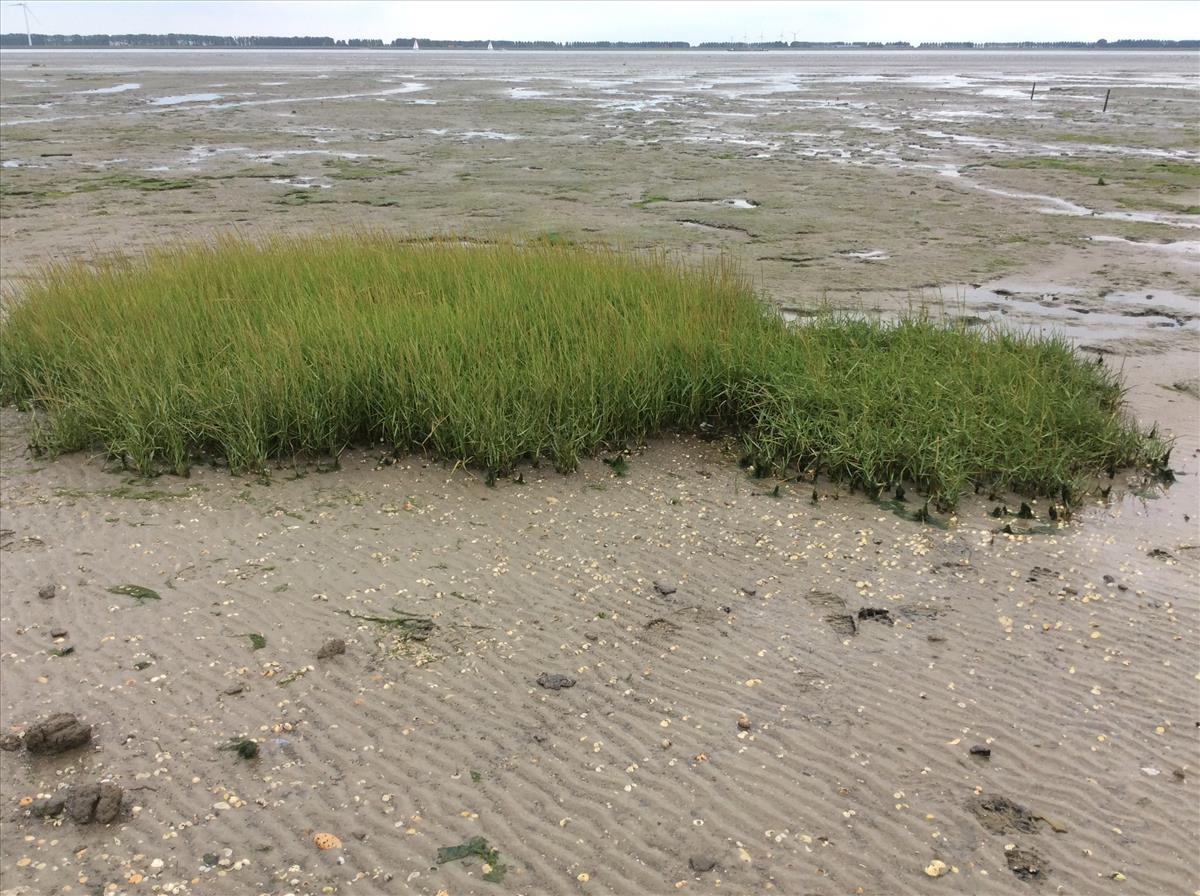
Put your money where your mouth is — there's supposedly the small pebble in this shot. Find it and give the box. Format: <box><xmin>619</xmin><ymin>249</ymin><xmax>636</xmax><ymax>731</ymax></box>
<box><xmin>536</xmin><ymin>672</ymin><xmax>575</xmax><ymax>690</ymax></box>
<box><xmin>689</xmin><ymin>855</ymin><xmax>717</xmax><ymax>873</ymax></box>
<box><xmin>38</xmin><ymin>584</ymin><xmax>56</xmax><ymax>600</ymax></box>
<box><xmin>737</xmin><ymin>715</ymin><xmax>751</xmax><ymax>731</ymax></box>
<box><xmin>969</xmin><ymin>744</ymin><xmax>992</xmax><ymax>758</ymax></box>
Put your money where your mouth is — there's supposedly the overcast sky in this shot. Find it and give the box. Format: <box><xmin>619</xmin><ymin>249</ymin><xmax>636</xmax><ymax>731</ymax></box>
<box><xmin>3</xmin><ymin>1</ymin><xmax>1197</xmax><ymax>44</ymax></box>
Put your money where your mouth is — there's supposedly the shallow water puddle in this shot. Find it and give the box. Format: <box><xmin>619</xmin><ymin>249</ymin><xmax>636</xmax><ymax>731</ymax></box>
<box><xmin>76</xmin><ymin>83</ymin><xmax>141</xmax><ymax>95</ymax></box>
<box><xmin>656</xmin><ymin>197</ymin><xmax>760</xmax><ymax>210</ymax></box>
<box><xmin>161</xmin><ymin>83</ymin><xmax>429</xmax><ymax>112</ymax></box>
<box><xmin>839</xmin><ymin>249</ymin><xmax>889</xmax><ymax>262</ymax></box>
<box><xmin>959</xmin><ymin>178</ymin><xmax>1200</xmax><ymax>229</ymax></box>
<box><xmin>1098</xmin><ymin>289</ymin><xmax>1200</xmax><ymax>315</ymax></box>
<box><xmin>460</xmin><ymin>131</ymin><xmax>522</xmax><ymax>141</ymax></box>
<box><xmin>1089</xmin><ymin>235</ymin><xmax>1200</xmax><ymax>262</ymax></box>
<box><xmin>917</xmin><ymin>129</ymin><xmax>1015</xmax><ymax>151</ymax></box>
<box><xmin>510</xmin><ymin>87</ymin><xmax>552</xmax><ymax>98</ymax></box>
<box><xmin>150</xmin><ymin>92</ymin><xmax>223</xmax><ymax>106</ymax></box>
<box><xmin>951</xmin><ymin>285</ymin><xmax>1196</xmax><ymax>338</ymax></box>
<box><xmin>245</xmin><ymin>148</ymin><xmax>371</xmax><ymax>162</ymax></box>
<box><xmin>184</xmin><ymin>145</ymin><xmax>251</xmax><ymax>165</ymax></box>
<box><xmin>269</xmin><ymin>177</ymin><xmax>332</xmax><ymax>189</ymax></box>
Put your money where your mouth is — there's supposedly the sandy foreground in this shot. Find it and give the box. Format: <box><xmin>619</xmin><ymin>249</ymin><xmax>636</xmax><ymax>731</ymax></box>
<box><xmin>1</xmin><ymin>50</ymin><xmax>1198</xmax><ymax>895</ymax></box>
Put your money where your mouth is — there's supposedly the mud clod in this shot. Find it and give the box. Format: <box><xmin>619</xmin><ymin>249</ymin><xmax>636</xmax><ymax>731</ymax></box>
<box><xmin>536</xmin><ymin>672</ymin><xmax>576</xmax><ymax>690</ymax></box>
<box><xmin>23</xmin><ymin>713</ymin><xmax>92</xmax><ymax>755</ymax></box>
<box><xmin>971</xmin><ymin>795</ymin><xmax>1040</xmax><ymax>834</ymax></box>
<box><xmin>0</xmin><ymin>734</ymin><xmax>21</xmax><ymax>752</ymax></box>
<box><xmin>38</xmin><ymin>583</ymin><xmax>56</xmax><ymax>600</ymax></box>
<box><xmin>65</xmin><ymin>783</ymin><xmax>123</xmax><ymax>824</ymax></box>
<box><xmin>857</xmin><ymin>607</ymin><xmax>893</xmax><ymax>623</ymax></box>
<box><xmin>1006</xmin><ymin>845</ymin><xmax>1048</xmax><ymax>881</ymax></box>
<box><xmin>806</xmin><ymin>591</ymin><xmax>858</xmax><ymax>635</ymax></box>
<box><xmin>316</xmin><ymin>637</ymin><xmax>347</xmax><ymax>659</ymax></box>
<box><xmin>29</xmin><ymin>796</ymin><xmax>66</xmax><ymax>818</ymax></box>
<box><xmin>93</xmin><ymin>784</ymin><xmax>124</xmax><ymax>823</ymax></box>
<box><xmin>65</xmin><ymin>785</ymin><xmax>100</xmax><ymax>824</ymax></box>
<box><xmin>645</xmin><ymin>617</ymin><xmax>681</xmax><ymax>637</ymax></box>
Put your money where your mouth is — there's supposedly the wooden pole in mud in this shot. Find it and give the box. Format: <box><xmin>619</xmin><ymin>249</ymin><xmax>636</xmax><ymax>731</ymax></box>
<box><xmin>1103</xmin><ymin>88</ymin><xmax>1111</xmax><ymax>112</ymax></box>
<box><xmin>1030</xmin><ymin>82</ymin><xmax>1036</xmax><ymax>100</ymax></box>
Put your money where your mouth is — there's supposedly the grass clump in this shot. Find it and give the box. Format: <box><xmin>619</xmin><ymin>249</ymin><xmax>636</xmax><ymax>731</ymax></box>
<box><xmin>632</xmin><ymin>193</ymin><xmax>669</xmax><ymax>208</ymax></box>
<box><xmin>0</xmin><ymin>233</ymin><xmax>1164</xmax><ymax>507</ymax></box>
<box><xmin>735</xmin><ymin>316</ymin><xmax>1162</xmax><ymax>506</ymax></box>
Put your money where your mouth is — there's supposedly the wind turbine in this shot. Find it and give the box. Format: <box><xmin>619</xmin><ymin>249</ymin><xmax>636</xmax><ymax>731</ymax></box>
<box><xmin>9</xmin><ymin>2</ymin><xmax>36</xmax><ymax>46</ymax></box>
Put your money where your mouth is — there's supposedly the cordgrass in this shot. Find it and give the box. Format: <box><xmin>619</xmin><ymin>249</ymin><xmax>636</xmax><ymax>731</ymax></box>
<box><xmin>0</xmin><ymin>233</ymin><xmax>1165</xmax><ymax>507</ymax></box>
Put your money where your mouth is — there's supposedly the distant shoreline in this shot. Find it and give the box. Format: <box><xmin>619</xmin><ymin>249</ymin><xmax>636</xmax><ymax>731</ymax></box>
<box><xmin>2</xmin><ymin>46</ymin><xmax>1198</xmax><ymax>53</ymax></box>
<box><xmin>2</xmin><ymin>37</ymin><xmax>1197</xmax><ymax>52</ymax></box>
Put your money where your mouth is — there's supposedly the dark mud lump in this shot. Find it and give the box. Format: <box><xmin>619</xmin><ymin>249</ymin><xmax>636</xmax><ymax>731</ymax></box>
<box><xmin>317</xmin><ymin>638</ymin><xmax>347</xmax><ymax>659</ymax></box>
<box><xmin>23</xmin><ymin>713</ymin><xmax>92</xmax><ymax>754</ymax></box>
<box><xmin>65</xmin><ymin>782</ymin><xmax>123</xmax><ymax>824</ymax></box>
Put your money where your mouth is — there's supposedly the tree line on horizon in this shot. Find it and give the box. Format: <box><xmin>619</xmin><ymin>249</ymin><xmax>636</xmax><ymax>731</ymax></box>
<box><xmin>0</xmin><ymin>32</ymin><xmax>1195</xmax><ymax>50</ymax></box>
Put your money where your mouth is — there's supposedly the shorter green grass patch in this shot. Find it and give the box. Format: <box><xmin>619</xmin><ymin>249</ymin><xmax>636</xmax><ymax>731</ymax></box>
<box><xmin>0</xmin><ymin>234</ymin><xmax>1164</xmax><ymax>507</ymax></box>
<box><xmin>106</xmin><ymin>584</ymin><xmax>161</xmax><ymax>603</ymax></box>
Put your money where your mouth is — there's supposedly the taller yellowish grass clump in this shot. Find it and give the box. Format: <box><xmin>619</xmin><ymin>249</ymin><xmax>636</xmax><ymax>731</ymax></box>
<box><xmin>0</xmin><ymin>233</ymin><xmax>1164</xmax><ymax>506</ymax></box>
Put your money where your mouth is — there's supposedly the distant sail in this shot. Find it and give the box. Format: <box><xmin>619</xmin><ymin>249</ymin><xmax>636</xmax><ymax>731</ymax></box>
<box><xmin>487</xmin><ymin>41</ymin><xmax>494</xmax><ymax>50</ymax></box>
<box><xmin>413</xmin><ymin>40</ymin><xmax>419</xmax><ymax>50</ymax></box>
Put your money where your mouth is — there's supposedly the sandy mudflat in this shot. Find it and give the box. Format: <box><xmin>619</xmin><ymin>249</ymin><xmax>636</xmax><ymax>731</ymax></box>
<box><xmin>1</xmin><ymin>50</ymin><xmax>1198</xmax><ymax>895</ymax></box>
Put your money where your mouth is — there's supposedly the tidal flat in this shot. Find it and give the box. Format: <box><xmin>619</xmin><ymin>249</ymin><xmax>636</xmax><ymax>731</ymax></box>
<box><xmin>0</xmin><ymin>49</ymin><xmax>1197</xmax><ymax>896</ymax></box>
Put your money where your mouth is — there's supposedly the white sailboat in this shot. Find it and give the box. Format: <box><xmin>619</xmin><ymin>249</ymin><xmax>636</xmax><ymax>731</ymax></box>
<box><xmin>487</xmin><ymin>41</ymin><xmax>494</xmax><ymax>50</ymax></box>
<box><xmin>412</xmin><ymin>39</ymin><xmax>419</xmax><ymax>50</ymax></box>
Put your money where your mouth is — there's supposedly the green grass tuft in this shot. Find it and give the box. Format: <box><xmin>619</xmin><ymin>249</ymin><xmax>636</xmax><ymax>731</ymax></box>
<box><xmin>107</xmin><ymin>584</ymin><xmax>161</xmax><ymax>603</ymax></box>
<box><xmin>0</xmin><ymin>234</ymin><xmax>1164</xmax><ymax>507</ymax></box>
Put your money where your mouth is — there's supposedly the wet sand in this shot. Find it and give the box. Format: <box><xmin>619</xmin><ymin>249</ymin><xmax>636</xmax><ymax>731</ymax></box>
<box><xmin>1</xmin><ymin>50</ymin><xmax>1198</xmax><ymax>895</ymax></box>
